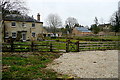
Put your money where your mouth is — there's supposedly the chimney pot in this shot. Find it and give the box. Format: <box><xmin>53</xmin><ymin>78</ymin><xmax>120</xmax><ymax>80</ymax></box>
<box><xmin>37</xmin><ymin>13</ymin><xmax>40</xmax><ymax>21</ymax></box>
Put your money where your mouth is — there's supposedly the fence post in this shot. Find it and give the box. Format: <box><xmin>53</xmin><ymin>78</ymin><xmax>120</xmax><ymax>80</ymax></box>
<box><xmin>66</xmin><ymin>40</ymin><xmax>70</xmax><ymax>52</ymax></box>
<box><xmin>50</xmin><ymin>43</ymin><xmax>52</xmax><ymax>52</ymax></box>
<box><xmin>76</xmin><ymin>41</ymin><xmax>79</xmax><ymax>52</ymax></box>
<box><xmin>31</xmin><ymin>41</ymin><xmax>34</xmax><ymax>52</ymax></box>
<box><xmin>10</xmin><ymin>37</ymin><xmax>14</xmax><ymax>52</ymax></box>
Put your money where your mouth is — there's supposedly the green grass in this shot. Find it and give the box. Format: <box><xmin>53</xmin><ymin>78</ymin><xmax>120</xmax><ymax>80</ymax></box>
<box><xmin>49</xmin><ymin>35</ymin><xmax>120</xmax><ymax>41</ymax></box>
<box><xmin>74</xmin><ymin>35</ymin><xmax>120</xmax><ymax>41</ymax></box>
<box><xmin>2</xmin><ymin>52</ymin><xmax>69</xmax><ymax>79</ymax></box>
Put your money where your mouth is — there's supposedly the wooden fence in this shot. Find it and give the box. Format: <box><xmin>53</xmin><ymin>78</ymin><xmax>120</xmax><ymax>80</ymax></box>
<box><xmin>2</xmin><ymin>40</ymin><xmax>118</xmax><ymax>52</ymax></box>
<box><xmin>79</xmin><ymin>41</ymin><xmax>118</xmax><ymax>51</ymax></box>
<box><xmin>66</xmin><ymin>40</ymin><xmax>118</xmax><ymax>52</ymax></box>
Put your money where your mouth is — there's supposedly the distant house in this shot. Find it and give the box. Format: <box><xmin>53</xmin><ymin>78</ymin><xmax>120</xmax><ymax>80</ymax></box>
<box><xmin>72</xmin><ymin>27</ymin><xmax>92</xmax><ymax>36</ymax></box>
<box><xmin>43</xmin><ymin>26</ymin><xmax>62</xmax><ymax>37</ymax></box>
<box><xmin>3</xmin><ymin>13</ymin><xmax>47</xmax><ymax>41</ymax></box>
<box><xmin>43</xmin><ymin>32</ymin><xmax>62</xmax><ymax>37</ymax></box>
<box><xmin>97</xmin><ymin>23</ymin><xmax>114</xmax><ymax>35</ymax></box>
<box><xmin>98</xmin><ymin>23</ymin><xmax>112</xmax><ymax>32</ymax></box>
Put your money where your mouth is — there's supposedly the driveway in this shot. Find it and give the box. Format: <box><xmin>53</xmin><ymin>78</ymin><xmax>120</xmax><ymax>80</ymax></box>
<box><xmin>47</xmin><ymin>50</ymin><xmax>118</xmax><ymax>78</ymax></box>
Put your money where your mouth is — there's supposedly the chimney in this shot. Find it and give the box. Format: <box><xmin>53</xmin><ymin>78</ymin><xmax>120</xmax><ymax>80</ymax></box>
<box><xmin>32</xmin><ymin>15</ymin><xmax>34</xmax><ymax>18</ymax></box>
<box><xmin>37</xmin><ymin>13</ymin><xmax>40</xmax><ymax>21</ymax></box>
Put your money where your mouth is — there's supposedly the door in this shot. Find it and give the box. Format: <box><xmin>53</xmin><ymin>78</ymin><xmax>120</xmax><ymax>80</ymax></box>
<box><xmin>22</xmin><ymin>33</ymin><xmax>26</xmax><ymax>41</ymax></box>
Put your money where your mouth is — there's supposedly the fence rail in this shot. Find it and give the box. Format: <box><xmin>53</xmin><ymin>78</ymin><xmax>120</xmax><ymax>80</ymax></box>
<box><xmin>2</xmin><ymin>40</ymin><xmax>119</xmax><ymax>52</ymax></box>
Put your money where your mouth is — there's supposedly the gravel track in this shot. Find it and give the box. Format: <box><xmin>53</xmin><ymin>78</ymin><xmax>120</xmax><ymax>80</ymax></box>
<box><xmin>47</xmin><ymin>50</ymin><xmax>118</xmax><ymax>78</ymax></box>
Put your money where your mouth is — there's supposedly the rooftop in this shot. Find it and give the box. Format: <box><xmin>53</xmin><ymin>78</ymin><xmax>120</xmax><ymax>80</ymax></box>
<box><xmin>75</xmin><ymin>27</ymin><xmax>91</xmax><ymax>32</ymax></box>
<box><xmin>4</xmin><ymin>14</ymin><xmax>43</xmax><ymax>23</ymax></box>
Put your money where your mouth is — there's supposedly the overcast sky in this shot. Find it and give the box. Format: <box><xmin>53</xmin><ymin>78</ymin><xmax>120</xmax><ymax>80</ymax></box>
<box><xmin>27</xmin><ymin>0</ymin><xmax>119</xmax><ymax>27</ymax></box>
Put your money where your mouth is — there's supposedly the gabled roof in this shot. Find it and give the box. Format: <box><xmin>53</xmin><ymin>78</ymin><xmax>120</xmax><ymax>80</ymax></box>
<box><xmin>75</xmin><ymin>27</ymin><xmax>91</xmax><ymax>32</ymax></box>
<box><xmin>4</xmin><ymin>14</ymin><xmax>43</xmax><ymax>23</ymax></box>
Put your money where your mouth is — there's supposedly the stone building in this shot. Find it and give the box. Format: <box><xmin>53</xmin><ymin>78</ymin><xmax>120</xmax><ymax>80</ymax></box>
<box><xmin>3</xmin><ymin>13</ymin><xmax>47</xmax><ymax>41</ymax></box>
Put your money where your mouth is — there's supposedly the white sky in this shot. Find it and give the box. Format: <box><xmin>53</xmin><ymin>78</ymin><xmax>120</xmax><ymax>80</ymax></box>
<box><xmin>26</xmin><ymin>0</ymin><xmax>119</xmax><ymax>27</ymax></box>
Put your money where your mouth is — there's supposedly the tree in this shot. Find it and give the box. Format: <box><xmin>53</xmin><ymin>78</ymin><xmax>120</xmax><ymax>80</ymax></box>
<box><xmin>65</xmin><ymin>17</ymin><xmax>78</xmax><ymax>28</ymax></box>
<box><xmin>1</xmin><ymin>0</ymin><xmax>28</xmax><ymax>19</ymax></box>
<box><xmin>65</xmin><ymin>17</ymin><xmax>78</xmax><ymax>34</ymax></box>
<box><xmin>60</xmin><ymin>27</ymin><xmax>66</xmax><ymax>35</ymax></box>
<box><xmin>85</xmin><ymin>25</ymin><xmax>89</xmax><ymax>29</ymax></box>
<box><xmin>110</xmin><ymin>11</ymin><xmax>120</xmax><ymax>35</ymax></box>
<box><xmin>65</xmin><ymin>24</ymin><xmax>71</xmax><ymax>34</ymax></box>
<box><xmin>90</xmin><ymin>17</ymin><xmax>100</xmax><ymax>34</ymax></box>
<box><xmin>46</xmin><ymin>13</ymin><xmax>62</xmax><ymax>36</ymax></box>
<box><xmin>74</xmin><ymin>23</ymin><xmax>80</xmax><ymax>27</ymax></box>
<box><xmin>90</xmin><ymin>24</ymin><xmax>100</xmax><ymax>34</ymax></box>
<box><xmin>94</xmin><ymin>17</ymin><xmax>98</xmax><ymax>25</ymax></box>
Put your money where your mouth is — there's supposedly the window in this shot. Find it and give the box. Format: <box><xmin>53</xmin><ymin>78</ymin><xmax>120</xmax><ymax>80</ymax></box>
<box><xmin>5</xmin><ymin>32</ymin><xmax>9</xmax><ymax>38</ymax></box>
<box><xmin>32</xmin><ymin>23</ymin><xmax>35</xmax><ymax>27</ymax></box>
<box><xmin>12</xmin><ymin>32</ymin><xmax>17</xmax><ymax>38</ymax></box>
<box><xmin>32</xmin><ymin>32</ymin><xmax>35</xmax><ymax>37</ymax></box>
<box><xmin>22</xmin><ymin>23</ymin><xmax>26</xmax><ymax>27</ymax></box>
<box><xmin>11</xmin><ymin>22</ymin><xmax>16</xmax><ymax>27</ymax></box>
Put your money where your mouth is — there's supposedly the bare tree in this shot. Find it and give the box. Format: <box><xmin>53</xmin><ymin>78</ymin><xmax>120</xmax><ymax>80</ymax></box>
<box><xmin>46</xmin><ymin>13</ymin><xmax>62</xmax><ymax>36</ymax></box>
<box><xmin>65</xmin><ymin>17</ymin><xmax>78</xmax><ymax>28</ymax></box>
<box><xmin>110</xmin><ymin>11</ymin><xmax>120</xmax><ymax>35</ymax></box>
<box><xmin>94</xmin><ymin>17</ymin><xmax>99</xmax><ymax>25</ymax></box>
<box><xmin>1</xmin><ymin>0</ymin><xmax>28</xmax><ymax>19</ymax></box>
<box><xmin>65</xmin><ymin>17</ymin><xmax>78</xmax><ymax>34</ymax></box>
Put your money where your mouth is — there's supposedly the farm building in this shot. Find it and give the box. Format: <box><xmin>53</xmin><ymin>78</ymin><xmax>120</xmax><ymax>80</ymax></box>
<box><xmin>98</xmin><ymin>23</ymin><xmax>112</xmax><ymax>32</ymax></box>
<box><xmin>97</xmin><ymin>23</ymin><xmax>117</xmax><ymax>36</ymax></box>
<box><xmin>2</xmin><ymin>13</ymin><xmax>47</xmax><ymax>42</ymax></box>
<box><xmin>72</xmin><ymin>27</ymin><xmax>93</xmax><ymax>36</ymax></box>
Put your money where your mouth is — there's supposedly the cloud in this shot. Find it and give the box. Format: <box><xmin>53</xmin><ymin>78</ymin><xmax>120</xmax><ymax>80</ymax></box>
<box><xmin>27</xmin><ymin>0</ymin><xmax>119</xmax><ymax>26</ymax></box>
<box><xmin>28</xmin><ymin>0</ymin><xmax>119</xmax><ymax>3</ymax></box>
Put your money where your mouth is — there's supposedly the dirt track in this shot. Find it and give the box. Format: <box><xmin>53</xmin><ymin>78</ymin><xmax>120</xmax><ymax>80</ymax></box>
<box><xmin>47</xmin><ymin>50</ymin><xmax>118</xmax><ymax>78</ymax></box>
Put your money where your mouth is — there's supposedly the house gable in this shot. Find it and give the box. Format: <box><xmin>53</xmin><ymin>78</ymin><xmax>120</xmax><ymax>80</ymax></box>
<box><xmin>3</xmin><ymin>14</ymin><xmax>45</xmax><ymax>41</ymax></box>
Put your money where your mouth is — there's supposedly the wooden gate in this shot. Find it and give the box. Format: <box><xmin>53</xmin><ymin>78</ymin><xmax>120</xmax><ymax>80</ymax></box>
<box><xmin>66</xmin><ymin>40</ymin><xmax>79</xmax><ymax>52</ymax></box>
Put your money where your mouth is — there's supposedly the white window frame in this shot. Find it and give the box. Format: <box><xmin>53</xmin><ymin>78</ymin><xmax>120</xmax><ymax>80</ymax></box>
<box><xmin>12</xmin><ymin>32</ymin><xmax>17</xmax><ymax>38</ymax></box>
<box><xmin>32</xmin><ymin>32</ymin><xmax>35</xmax><ymax>37</ymax></box>
<box><xmin>11</xmin><ymin>22</ymin><xmax>16</xmax><ymax>27</ymax></box>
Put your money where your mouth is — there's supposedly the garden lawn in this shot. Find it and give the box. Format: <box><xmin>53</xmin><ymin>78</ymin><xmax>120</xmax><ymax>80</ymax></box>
<box><xmin>2</xmin><ymin>52</ymin><xmax>69</xmax><ymax>79</ymax></box>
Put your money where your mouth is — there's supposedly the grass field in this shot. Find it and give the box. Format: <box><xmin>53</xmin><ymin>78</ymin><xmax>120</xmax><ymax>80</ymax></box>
<box><xmin>2</xmin><ymin>35</ymin><xmax>119</xmax><ymax>79</ymax></box>
<box><xmin>49</xmin><ymin>35</ymin><xmax>120</xmax><ymax>42</ymax></box>
<box><xmin>2</xmin><ymin>52</ymin><xmax>69</xmax><ymax>79</ymax></box>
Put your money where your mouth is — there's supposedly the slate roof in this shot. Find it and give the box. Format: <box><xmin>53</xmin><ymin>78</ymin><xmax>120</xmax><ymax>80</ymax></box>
<box><xmin>4</xmin><ymin>14</ymin><xmax>43</xmax><ymax>23</ymax></box>
<box><xmin>75</xmin><ymin>27</ymin><xmax>91</xmax><ymax>32</ymax></box>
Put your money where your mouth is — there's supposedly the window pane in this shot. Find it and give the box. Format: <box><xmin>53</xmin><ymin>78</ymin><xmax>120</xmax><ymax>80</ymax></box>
<box><xmin>5</xmin><ymin>32</ymin><xmax>9</xmax><ymax>38</ymax></box>
<box><xmin>32</xmin><ymin>32</ymin><xmax>35</xmax><ymax>37</ymax></box>
<box><xmin>11</xmin><ymin>22</ymin><xmax>16</xmax><ymax>26</ymax></box>
<box><xmin>12</xmin><ymin>32</ymin><xmax>17</xmax><ymax>38</ymax></box>
<box><xmin>32</xmin><ymin>23</ymin><xmax>35</xmax><ymax>27</ymax></box>
<box><xmin>22</xmin><ymin>23</ymin><xmax>26</xmax><ymax>27</ymax></box>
